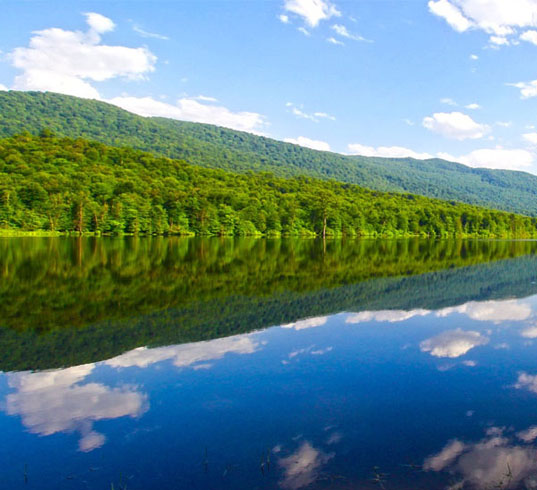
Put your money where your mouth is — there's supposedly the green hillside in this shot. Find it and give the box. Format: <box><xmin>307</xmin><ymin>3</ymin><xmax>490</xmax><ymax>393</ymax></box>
<box><xmin>1</xmin><ymin>91</ymin><xmax>537</xmax><ymax>215</ymax></box>
<box><xmin>1</xmin><ymin>132</ymin><xmax>536</xmax><ymax>238</ymax></box>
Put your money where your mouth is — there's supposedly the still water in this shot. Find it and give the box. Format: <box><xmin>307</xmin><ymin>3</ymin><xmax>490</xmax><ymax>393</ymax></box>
<box><xmin>3</xmin><ymin>237</ymin><xmax>537</xmax><ymax>489</ymax></box>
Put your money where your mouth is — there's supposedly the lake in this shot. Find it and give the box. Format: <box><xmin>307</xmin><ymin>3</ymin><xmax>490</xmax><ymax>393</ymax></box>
<box><xmin>2</xmin><ymin>237</ymin><xmax>537</xmax><ymax>489</ymax></box>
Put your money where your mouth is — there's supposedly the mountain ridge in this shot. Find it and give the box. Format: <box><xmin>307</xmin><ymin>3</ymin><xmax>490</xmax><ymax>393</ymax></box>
<box><xmin>1</xmin><ymin>90</ymin><xmax>536</xmax><ymax>215</ymax></box>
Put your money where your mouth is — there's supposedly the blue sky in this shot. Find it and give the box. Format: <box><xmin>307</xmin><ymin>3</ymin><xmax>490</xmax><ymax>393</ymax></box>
<box><xmin>2</xmin><ymin>1</ymin><xmax>537</xmax><ymax>173</ymax></box>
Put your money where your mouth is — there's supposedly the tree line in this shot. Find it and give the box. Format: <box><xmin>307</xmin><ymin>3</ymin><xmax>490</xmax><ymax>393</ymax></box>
<box><xmin>1</xmin><ymin>131</ymin><xmax>537</xmax><ymax>238</ymax></box>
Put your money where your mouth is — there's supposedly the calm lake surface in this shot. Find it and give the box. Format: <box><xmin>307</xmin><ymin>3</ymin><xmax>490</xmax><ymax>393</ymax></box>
<box><xmin>4</xmin><ymin>237</ymin><xmax>537</xmax><ymax>489</ymax></box>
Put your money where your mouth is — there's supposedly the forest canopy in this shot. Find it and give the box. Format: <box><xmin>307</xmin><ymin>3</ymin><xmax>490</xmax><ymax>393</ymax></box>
<box><xmin>1</xmin><ymin>131</ymin><xmax>536</xmax><ymax>238</ymax></box>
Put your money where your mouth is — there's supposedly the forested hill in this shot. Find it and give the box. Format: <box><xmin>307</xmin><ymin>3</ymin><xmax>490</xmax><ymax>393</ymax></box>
<box><xmin>1</xmin><ymin>91</ymin><xmax>537</xmax><ymax>216</ymax></box>
<box><xmin>1</xmin><ymin>132</ymin><xmax>537</xmax><ymax>238</ymax></box>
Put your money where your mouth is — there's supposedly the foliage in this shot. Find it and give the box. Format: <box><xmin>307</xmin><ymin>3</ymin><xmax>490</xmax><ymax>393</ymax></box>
<box><xmin>2</xmin><ymin>91</ymin><xmax>537</xmax><ymax>216</ymax></box>
<box><xmin>1</xmin><ymin>132</ymin><xmax>537</xmax><ymax>238</ymax></box>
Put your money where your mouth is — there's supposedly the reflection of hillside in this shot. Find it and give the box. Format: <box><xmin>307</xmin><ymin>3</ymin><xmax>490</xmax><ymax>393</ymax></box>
<box><xmin>2</xmin><ymin>237</ymin><xmax>537</xmax><ymax>371</ymax></box>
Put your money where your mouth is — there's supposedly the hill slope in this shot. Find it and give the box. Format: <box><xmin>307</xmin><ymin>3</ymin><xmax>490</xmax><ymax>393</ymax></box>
<box><xmin>1</xmin><ymin>90</ymin><xmax>537</xmax><ymax>215</ymax></box>
<box><xmin>0</xmin><ymin>132</ymin><xmax>535</xmax><ymax>238</ymax></box>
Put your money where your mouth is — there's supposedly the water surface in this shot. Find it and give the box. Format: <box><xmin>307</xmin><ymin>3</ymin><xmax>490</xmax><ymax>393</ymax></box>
<box><xmin>2</xmin><ymin>238</ymin><xmax>537</xmax><ymax>489</ymax></box>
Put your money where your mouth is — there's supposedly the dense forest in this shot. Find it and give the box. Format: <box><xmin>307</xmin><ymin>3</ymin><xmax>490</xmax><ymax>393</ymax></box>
<box><xmin>1</xmin><ymin>132</ymin><xmax>537</xmax><ymax>238</ymax></box>
<box><xmin>2</xmin><ymin>237</ymin><xmax>537</xmax><ymax>371</ymax></box>
<box><xmin>2</xmin><ymin>91</ymin><xmax>537</xmax><ymax>216</ymax></box>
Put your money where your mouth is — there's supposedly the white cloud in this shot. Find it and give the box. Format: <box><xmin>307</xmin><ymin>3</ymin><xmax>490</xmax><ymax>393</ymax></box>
<box><xmin>465</xmin><ymin>103</ymin><xmax>481</xmax><ymax>109</ymax></box>
<box><xmin>284</xmin><ymin>136</ymin><xmax>331</xmax><ymax>151</ymax></box>
<box><xmin>420</xmin><ymin>329</ymin><xmax>489</xmax><ymax>358</ymax></box>
<box><xmin>346</xmin><ymin>309</ymin><xmax>430</xmax><ymax>324</ymax></box>
<box><xmin>521</xmin><ymin>326</ymin><xmax>537</xmax><ymax>338</ymax></box>
<box><xmin>441</xmin><ymin>97</ymin><xmax>458</xmax><ymax>106</ymax></box>
<box><xmin>489</xmin><ymin>35</ymin><xmax>510</xmax><ymax>45</ymax></box>
<box><xmin>509</xmin><ymin>79</ymin><xmax>537</xmax><ymax>99</ymax></box>
<box><xmin>105</xmin><ymin>333</ymin><xmax>259</xmax><ymax>369</ymax></box>
<box><xmin>347</xmin><ymin>143</ymin><xmax>433</xmax><ymax>160</ymax></box>
<box><xmin>280</xmin><ymin>14</ymin><xmax>290</xmax><ymax>23</ymax></box>
<box><xmin>428</xmin><ymin>0</ymin><xmax>537</xmax><ymax>47</ymax></box>
<box><xmin>108</xmin><ymin>95</ymin><xmax>267</xmax><ymax>134</ymax></box>
<box><xmin>438</xmin><ymin>148</ymin><xmax>535</xmax><ymax>171</ymax></box>
<box><xmin>5</xmin><ymin>364</ymin><xmax>147</xmax><ymax>452</ymax></box>
<box><xmin>286</xmin><ymin>102</ymin><xmax>335</xmax><ymax>122</ymax></box>
<box><xmin>423</xmin><ymin>111</ymin><xmax>489</xmax><ymax>140</ymax></box>
<box><xmin>278</xmin><ymin>442</ymin><xmax>334</xmax><ymax>489</ymax></box>
<box><xmin>10</xmin><ymin>13</ymin><xmax>156</xmax><ymax>99</ymax></box>
<box><xmin>84</xmin><ymin>12</ymin><xmax>115</xmax><ymax>34</ymax></box>
<box><xmin>298</xmin><ymin>27</ymin><xmax>311</xmax><ymax>36</ymax></box>
<box><xmin>496</xmin><ymin>120</ymin><xmax>513</xmax><ymax>127</ymax></box>
<box><xmin>282</xmin><ymin>316</ymin><xmax>329</xmax><ymax>330</ymax></box>
<box><xmin>523</xmin><ymin>132</ymin><xmax>537</xmax><ymax>144</ymax></box>
<box><xmin>283</xmin><ymin>0</ymin><xmax>341</xmax><ymax>28</ymax></box>
<box><xmin>0</xmin><ymin>84</ymin><xmax>7</xmax><ymax>91</ymax></box>
<box><xmin>331</xmin><ymin>24</ymin><xmax>371</xmax><ymax>42</ymax></box>
<box><xmin>436</xmin><ymin>299</ymin><xmax>532</xmax><ymax>323</ymax></box>
<box><xmin>132</xmin><ymin>24</ymin><xmax>170</xmax><ymax>40</ymax></box>
<box><xmin>428</xmin><ymin>0</ymin><xmax>473</xmax><ymax>32</ymax></box>
<box><xmin>470</xmin><ymin>53</ymin><xmax>479</xmax><ymax>60</ymax></box>
<box><xmin>521</xmin><ymin>29</ymin><xmax>537</xmax><ymax>45</ymax></box>
<box><xmin>327</xmin><ymin>37</ymin><xmax>344</xmax><ymax>46</ymax></box>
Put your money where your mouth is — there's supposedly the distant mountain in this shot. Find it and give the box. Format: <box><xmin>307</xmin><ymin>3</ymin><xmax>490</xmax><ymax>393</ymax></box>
<box><xmin>1</xmin><ymin>90</ymin><xmax>537</xmax><ymax>215</ymax></box>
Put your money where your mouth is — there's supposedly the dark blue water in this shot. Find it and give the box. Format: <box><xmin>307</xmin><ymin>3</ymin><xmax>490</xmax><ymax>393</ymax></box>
<box><xmin>3</xmin><ymin>238</ymin><xmax>537</xmax><ymax>489</ymax></box>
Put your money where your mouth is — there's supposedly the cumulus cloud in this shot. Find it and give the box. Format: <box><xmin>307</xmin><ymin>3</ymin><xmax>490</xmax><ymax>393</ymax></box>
<box><xmin>424</xmin><ymin>430</ymin><xmax>537</xmax><ymax>489</ymax></box>
<box><xmin>347</xmin><ymin>143</ymin><xmax>433</xmax><ymax>160</ymax></box>
<box><xmin>282</xmin><ymin>0</ymin><xmax>341</xmax><ymax>28</ymax></box>
<box><xmin>509</xmin><ymin>79</ymin><xmax>537</xmax><ymax>99</ymax></box>
<box><xmin>282</xmin><ymin>316</ymin><xmax>329</xmax><ymax>330</ymax></box>
<box><xmin>286</xmin><ymin>102</ymin><xmax>335</xmax><ymax>122</ymax></box>
<box><xmin>438</xmin><ymin>148</ymin><xmax>535</xmax><ymax>171</ymax></box>
<box><xmin>5</xmin><ymin>364</ymin><xmax>147</xmax><ymax>452</ymax></box>
<box><xmin>523</xmin><ymin>132</ymin><xmax>537</xmax><ymax>144</ymax></box>
<box><xmin>521</xmin><ymin>29</ymin><xmax>537</xmax><ymax>45</ymax></box>
<box><xmin>278</xmin><ymin>442</ymin><xmax>334</xmax><ymax>489</ymax></box>
<box><xmin>422</xmin><ymin>111</ymin><xmax>489</xmax><ymax>140</ymax></box>
<box><xmin>105</xmin><ymin>334</ymin><xmax>259</xmax><ymax>369</ymax></box>
<box><xmin>420</xmin><ymin>329</ymin><xmax>489</xmax><ymax>358</ymax></box>
<box><xmin>428</xmin><ymin>0</ymin><xmax>537</xmax><ymax>47</ymax></box>
<box><xmin>521</xmin><ymin>326</ymin><xmax>537</xmax><ymax>338</ymax></box>
<box><xmin>280</xmin><ymin>14</ymin><xmax>290</xmax><ymax>23</ymax></box>
<box><xmin>346</xmin><ymin>309</ymin><xmax>430</xmax><ymax>324</ymax></box>
<box><xmin>284</xmin><ymin>136</ymin><xmax>331</xmax><ymax>151</ymax></box>
<box><xmin>428</xmin><ymin>0</ymin><xmax>473</xmax><ymax>32</ymax></box>
<box><xmin>0</xmin><ymin>84</ymin><xmax>7</xmax><ymax>91</ymax></box>
<box><xmin>10</xmin><ymin>12</ymin><xmax>156</xmax><ymax>99</ymax></box>
<box><xmin>109</xmin><ymin>95</ymin><xmax>267</xmax><ymax>134</ymax></box>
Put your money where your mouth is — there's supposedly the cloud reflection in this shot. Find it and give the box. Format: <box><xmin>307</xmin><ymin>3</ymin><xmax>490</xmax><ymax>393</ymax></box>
<box><xmin>105</xmin><ymin>333</ymin><xmax>259</xmax><ymax>369</ymax></box>
<box><xmin>424</xmin><ymin>429</ymin><xmax>537</xmax><ymax>489</ymax></box>
<box><xmin>420</xmin><ymin>329</ymin><xmax>489</xmax><ymax>358</ymax></box>
<box><xmin>5</xmin><ymin>364</ymin><xmax>148</xmax><ymax>452</ymax></box>
<box><xmin>281</xmin><ymin>316</ymin><xmax>328</xmax><ymax>330</ymax></box>
<box><xmin>436</xmin><ymin>300</ymin><xmax>532</xmax><ymax>323</ymax></box>
<box><xmin>278</xmin><ymin>441</ymin><xmax>334</xmax><ymax>489</ymax></box>
<box><xmin>346</xmin><ymin>309</ymin><xmax>430</xmax><ymax>324</ymax></box>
